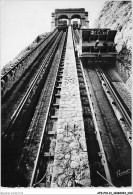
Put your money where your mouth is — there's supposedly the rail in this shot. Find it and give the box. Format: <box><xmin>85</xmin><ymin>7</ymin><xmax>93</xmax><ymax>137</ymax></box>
<box><xmin>72</xmin><ymin>31</ymin><xmax>112</xmax><ymax>185</ymax></box>
<box><xmin>1</xmin><ymin>27</ymin><xmax>58</xmax><ymax>97</ymax></box>
<box><xmin>97</xmin><ymin>67</ymin><xmax>131</xmax><ymax>129</ymax></box>
<box><xmin>2</xmin><ymin>31</ymin><xmax>63</xmax><ymax>141</ymax></box>
<box><xmin>76</xmin><ymin>58</ymin><xmax>113</xmax><ymax>185</ymax></box>
<box><xmin>29</xmin><ymin>31</ymin><xmax>67</xmax><ymax>187</ymax></box>
<box><xmin>1</xmin><ymin>27</ymin><xmax>58</xmax><ymax>79</ymax></box>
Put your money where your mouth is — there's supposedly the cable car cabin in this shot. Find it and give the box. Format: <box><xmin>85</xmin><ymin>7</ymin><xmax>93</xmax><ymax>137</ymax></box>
<box><xmin>72</xmin><ymin>21</ymin><xmax>81</xmax><ymax>30</ymax></box>
<box><xmin>58</xmin><ymin>20</ymin><xmax>68</xmax><ymax>30</ymax></box>
<box><xmin>79</xmin><ymin>28</ymin><xmax>117</xmax><ymax>65</ymax></box>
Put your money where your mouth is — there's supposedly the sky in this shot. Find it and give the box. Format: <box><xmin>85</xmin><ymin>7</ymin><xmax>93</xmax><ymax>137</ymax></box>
<box><xmin>1</xmin><ymin>0</ymin><xmax>105</xmax><ymax>68</ymax></box>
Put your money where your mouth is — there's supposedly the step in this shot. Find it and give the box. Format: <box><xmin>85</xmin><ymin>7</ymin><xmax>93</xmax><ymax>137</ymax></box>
<box><xmin>50</xmin><ymin>116</ymin><xmax>58</xmax><ymax>119</ymax></box>
<box><xmin>47</xmin><ymin>131</ymin><xmax>55</xmax><ymax>135</ymax></box>
<box><xmin>44</xmin><ymin>152</ymin><xmax>54</xmax><ymax>157</ymax></box>
<box><xmin>54</xmin><ymin>94</ymin><xmax>61</xmax><ymax>97</ymax></box>
<box><xmin>52</xmin><ymin>103</ymin><xmax>59</xmax><ymax>107</ymax></box>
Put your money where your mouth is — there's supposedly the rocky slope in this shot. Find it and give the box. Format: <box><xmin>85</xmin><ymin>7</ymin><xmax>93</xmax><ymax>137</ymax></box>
<box><xmin>94</xmin><ymin>1</ymin><xmax>132</xmax><ymax>87</ymax></box>
<box><xmin>1</xmin><ymin>32</ymin><xmax>50</xmax><ymax>75</ymax></box>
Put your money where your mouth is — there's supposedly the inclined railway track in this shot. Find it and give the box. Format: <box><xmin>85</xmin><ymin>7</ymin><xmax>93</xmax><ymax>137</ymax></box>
<box><xmin>1</xmin><ymin>27</ymin><xmax>131</xmax><ymax>187</ymax></box>
<box><xmin>1</xmin><ymin>30</ymin><xmax>60</xmax><ymax>134</ymax></box>
<box><xmin>75</xmin><ymin>55</ymin><xmax>109</xmax><ymax>187</ymax></box>
<box><xmin>2</xmin><ymin>31</ymin><xmax>62</xmax><ymax>140</ymax></box>
<box><xmin>97</xmin><ymin>67</ymin><xmax>132</xmax><ymax>129</ymax></box>
<box><xmin>83</xmin><ymin>65</ymin><xmax>131</xmax><ymax>187</ymax></box>
<box><xmin>28</xmin><ymin>32</ymin><xmax>67</xmax><ymax>187</ymax></box>
<box><xmin>1</xmin><ymin>29</ymin><xmax>67</xmax><ymax>187</ymax></box>
<box><xmin>72</xmin><ymin>28</ymin><xmax>131</xmax><ymax>187</ymax></box>
<box><xmin>1</xmin><ymin>28</ymin><xmax>58</xmax><ymax>100</ymax></box>
<box><xmin>72</xmin><ymin>31</ymin><xmax>110</xmax><ymax>187</ymax></box>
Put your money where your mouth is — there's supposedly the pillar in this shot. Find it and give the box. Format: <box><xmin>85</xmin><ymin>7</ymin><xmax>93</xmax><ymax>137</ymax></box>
<box><xmin>80</xmin><ymin>18</ymin><xmax>82</xmax><ymax>26</ymax></box>
<box><xmin>51</xmin><ymin>12</ymin><xmax>55</xmax><ymax>31</ymax></box>
<box><xmin>55</xmin><ymin>18</ymin><xmax>58</xmax><ymax>27</ymax></box>
<box><xmin>68</xmin><ymin>18</ymin><xmax>71</xmax><ymax>26</ymax></box>
<box><xmin>85</xmin><ymin>12</ymin><xmax>89</xmax><ymax>28</ymax></box>
<box><xmin>82</xmin><ymin>18</ymin><xmax>86</xmax><ymax>27</ymax></box>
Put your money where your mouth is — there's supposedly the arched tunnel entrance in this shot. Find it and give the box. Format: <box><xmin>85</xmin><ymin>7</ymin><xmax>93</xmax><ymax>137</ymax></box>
<box><xmin>57</xmin><ymin>14</ymin><xmax>82</xmax><ymax>26</ymax></box>
<box><xmin>51</xmin><ymin>8</ymin><xmax>89</xmax><ymax>32</ymax></box>
<box><xmin>58</xmin><ymin>15</ymin><xmax>69</xmax><ymax>25</ymax></box>
<box><xmin>71</xmin><ymin>14</ymin><xmax>81</xmax><ymax>26</ymax></box>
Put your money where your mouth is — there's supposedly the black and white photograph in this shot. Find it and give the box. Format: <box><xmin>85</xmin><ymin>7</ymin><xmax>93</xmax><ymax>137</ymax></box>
<box><xmin>1</xmin><ymin>0</ymin><xmax>132</xmax><ymax>194</ymax></box>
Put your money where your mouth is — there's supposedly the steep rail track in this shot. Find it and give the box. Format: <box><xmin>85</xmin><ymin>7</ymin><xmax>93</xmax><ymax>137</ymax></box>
<box><xmin>75</xmin><ymin>55</ymin><xmax>110</xmax><ymax>187</ymax></box>
<box><xmin>27</xmin><ymin>32</ymin><xmax>67</xmax><ymax>187</ymax></box>
<box><xmin>1</xmin><ymin>28</ymin><xmax>58</xmax><ymax>99</ymax></box>
<box><xmin>1</xmin><ymin>27</ymin><xmax>131</xmax><ymax>187</ymax></box>
<box><xmin>98</xmin><ymin>67</ymin><xmax>132</xmax><ymax>130</ymax></box>
<box><xmin>83</xmin><ymin>65</ymin><xmax>131</xmax><ymax>187</ymax></box>
<box><xmin>72</xmin><ymin>28</ymin><xmax>131</xmax><ymax>187</ymax></box>
<box><xmin>1</xmin><ymin>30</ymin><xmax>59</xmax><ymax>134</ymax></box>
<box><xmin>2</xmin><ymin>31</ymin><xmax>62</xmax><ymax>140</ymax></box>
<box><xmin>1</xmin><ymin>29</ymin><xmax>67</xmax><ymax>187</ymax></box>
<box><xmin>71</xmin><ymin>30</ymin><xmax>110</xmax><ymax>187</ymax></box>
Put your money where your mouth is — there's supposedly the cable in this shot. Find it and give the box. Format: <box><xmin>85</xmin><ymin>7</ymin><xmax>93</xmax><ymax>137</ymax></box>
<box><xmin>97</xmin><ymin>171</ymin><xmax>114</xmax><ymax>187</ymax></box>
<box><xmin>33</xmin><ymin>173</ymin><xmax>46</xmax><ymax>187</ymax></box>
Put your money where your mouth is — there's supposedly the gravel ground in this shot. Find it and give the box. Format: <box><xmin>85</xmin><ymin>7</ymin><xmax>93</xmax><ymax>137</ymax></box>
<box><xmin>104</xmin><ymin>68</ymin><xmax>131</xmax><ymax>113</ymax></box>
<box><xmin>112</xmin><ymin>82</ymin><xmax>132</xmax><ymax>112</ymax></box>
<box><xmin>106</xmin><ymin>68</ymin><xmax>123</xmax><ymax>82</ymax></box>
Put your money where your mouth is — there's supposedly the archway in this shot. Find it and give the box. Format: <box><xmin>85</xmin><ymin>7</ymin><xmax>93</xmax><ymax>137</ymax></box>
<box><xmin>71</xmin><ymin>14</ymin><xmax>81</xmax><ymax>19</ymax></box>
<box><xmin>71</xmin><ymin>14</ymin><xmax>81</xmax><ymax>26</ymax></box>
<box><xmin>58</xmin><ymin>15</ymin><xmax>69</xmax><ymax>25</ymax></box>
<box><xmin>51</xmin><ymin>9</ymin><xmax>89</xmax><ymax>30</ymax></box>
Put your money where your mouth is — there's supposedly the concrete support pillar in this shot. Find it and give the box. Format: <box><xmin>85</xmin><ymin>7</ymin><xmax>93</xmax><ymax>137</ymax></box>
<box><xmin>80</xmin><ymin>18</ymin><xmax>82</xmax><ymax>26</ymax></box>
<box><xmin>80</xmin><ymin>18</ymin><xmax>86</xmax><ymax>27</ymax></box>
<box><xmin>55</xmin><ymin>18</ymin><xmax>58</xmax><ymax>27</ymax></box>
<box><xmin>82</xmin><ymin>18</ymin><xmax>86</xmax><ymax>27</ymax></box>
<box><xmin>85</xmin><ymin>12</ymin><xmax>89</xmax><ymax>28</ymax></box>
<box><xmin>85</xmin><ymin>21</ymin><xmax>89</xmax><ymax>28</ymax></box>
<box><xmin>51</xmin><ymin>12</ymin><xmax>55</xmax><ymax>31</ymax></box>
<box><xmin>51</xmin><ymin>26</ymin><xmax>91</xmax><ymax>187</ymax></box>
<box><xmin>68</xmin><ymin>18</ymin><xmax>71</xmax><ymax>26</ymax></box>
<box><xmin>79</xmin><ymin>29</ymin><xmax>82</xmax><ymax>55</ymax></box>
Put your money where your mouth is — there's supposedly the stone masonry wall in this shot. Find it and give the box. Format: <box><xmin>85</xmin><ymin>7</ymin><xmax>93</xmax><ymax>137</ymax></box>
<box><xmin>51</xmin><ymin>27</ymin><xmax>91</xmax><ymax>187</ymax></box>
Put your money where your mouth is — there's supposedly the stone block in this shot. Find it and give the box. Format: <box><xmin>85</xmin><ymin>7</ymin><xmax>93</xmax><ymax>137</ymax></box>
<box><xmin>51</xmin><ymin>27</ymin><xmax>90</xmax><ymax>187</ymax></box>
<box><xmin>54</xmin><ymin>166</ymin><xmax>64</xmax><ymax>175</ymax></box>
<box><xmin>69</xmin><ymin>141</ymin><xmax>79</xmax><ymax>150</ymax></box>
<box><xmin>70</xmin><ymin>161</ymin><xmax>79</xmax><ymax>169</ymax></box>
<box><xmin>55</xmin><ymin>153</ymin><xmax>64</xmax><ymax>160</ymax></box>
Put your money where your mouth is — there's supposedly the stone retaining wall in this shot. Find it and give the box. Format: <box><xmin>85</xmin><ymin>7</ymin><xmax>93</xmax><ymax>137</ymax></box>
<box><xmin>115</xmin><ymin>61</ymin><xmax>131</xmax><ymax>83</ymax></box>
<box><xmin>51</xmin><ymin>27</ymin><xmax>90</xmax><ymax>187</ymax></box>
